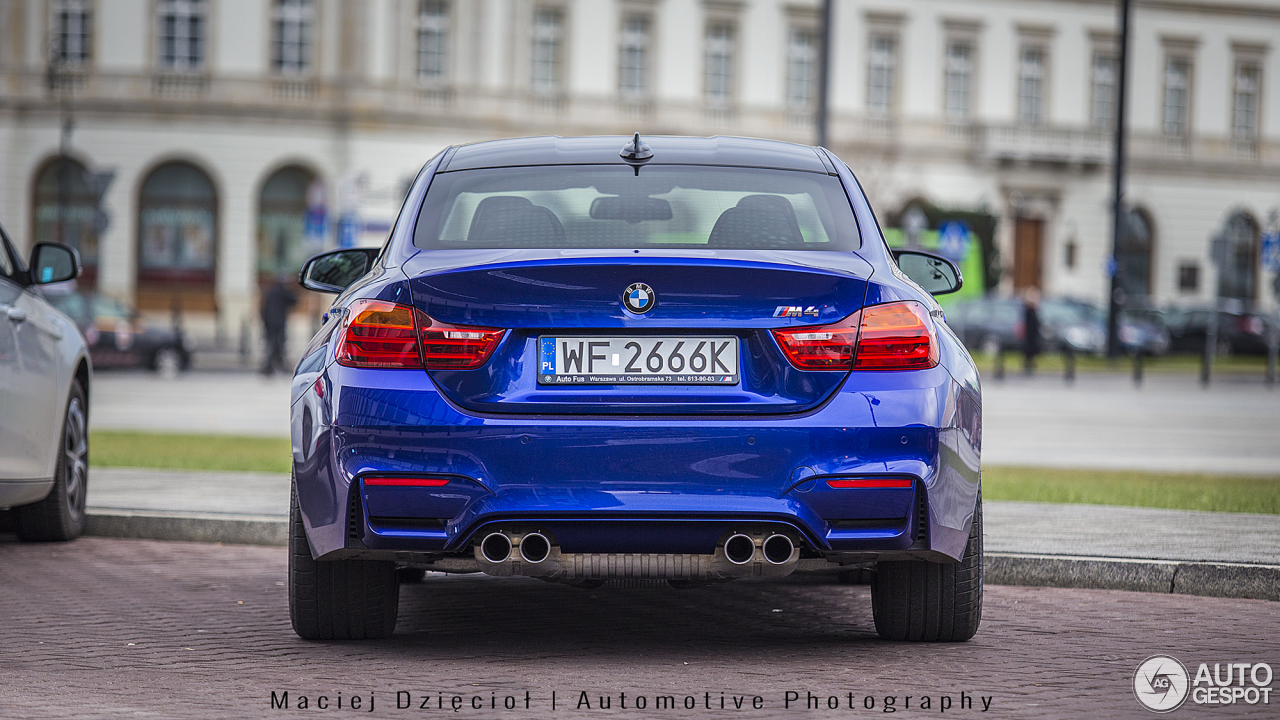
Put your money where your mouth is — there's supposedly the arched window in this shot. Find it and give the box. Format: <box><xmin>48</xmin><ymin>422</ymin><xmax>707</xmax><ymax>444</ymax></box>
<box><xmin>1117</xmin><ymin>208</ymin><xmax>1154</xmax><ymax>302</ymax></box>
<box><xmin>257</xmin><ymin>166</ymin><xmax>322</xmax><ymax>279</ymax></box>
<box><xmin>33</xmin><ymin>156</ymin><xmax>99</xmax><ymax>286</ymax></box>
<box><xmin>1218</xmin><ymin>212</ymin><xmax>1257</xmax><ymax>301</ymax></box>
<box><xmin>137</xmin><ymin>161</ymin><xmax>217</xmax><ymax>309</ymax></box>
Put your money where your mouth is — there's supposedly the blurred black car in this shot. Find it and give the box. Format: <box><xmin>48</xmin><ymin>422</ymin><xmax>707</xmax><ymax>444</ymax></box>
<box><xmin>44</xmin><ymin>291</ymin><xmax>191</xmax><ymax>373</ymax></box>
<box><xmin>1159</xmin><ymin>305</ymin><xmax>1279</xmax><ymax>355</ymax></box>
<box><xmin>947</xmin><ymin>296</ymin><xmax>1168</xmax><ymax>356</ymax></box>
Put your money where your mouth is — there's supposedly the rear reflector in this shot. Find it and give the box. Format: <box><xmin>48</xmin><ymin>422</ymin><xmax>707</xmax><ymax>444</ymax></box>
<box><xmin>826</xmin><ymin>478</ymin><xmax>914</xmax><ymax>489</ymax></box>
<box><xmin>363</xmin><ymin>476</ymin><xmax>451</xmax><ymax>487</ymax></box>
<box><xmin>335</xmin><ymin>299</ymin><xmax>505</xmax><ymax>370</ymax></box>
<box><xmin>771</xmin><ymin>300</ymin><xmax>938</xmax><ymax>372</ymax></box>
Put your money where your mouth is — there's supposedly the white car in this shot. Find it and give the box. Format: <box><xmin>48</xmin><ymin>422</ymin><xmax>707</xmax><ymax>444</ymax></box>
<box><xmin>0</xmin><ymin>224</ymin><xmax>92</xmax><ymax>541</ymax></box>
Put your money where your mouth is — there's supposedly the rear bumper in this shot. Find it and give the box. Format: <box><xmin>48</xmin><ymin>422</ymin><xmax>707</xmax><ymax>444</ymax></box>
<box><xmin>293</xmin><ymin>364</ymin><xmax>980</xmax><ymax>564</ymax></box>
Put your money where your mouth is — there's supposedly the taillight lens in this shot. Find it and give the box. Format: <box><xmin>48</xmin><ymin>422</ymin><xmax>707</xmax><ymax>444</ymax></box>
<box><xmin>826</xmin><ymin>477</ymin><xmax>914</xmax><ymax>489</ymax></box>
<box><xmin>335</xmin><ymin>299</ymin><xmax>505</xmax><ymax>370</ymax></box>
<box><xmin>772</xmin><ymin>300</ymin><xmax>938</xmax><ymax>371</ymax></box>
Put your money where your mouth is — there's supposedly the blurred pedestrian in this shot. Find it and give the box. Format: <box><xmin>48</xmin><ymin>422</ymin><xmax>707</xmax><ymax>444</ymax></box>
<box><xmin>260</xmin><ymin>275</ymin><xmax>298</xmax><ymax>375</ymax></box>
<box><xmin>1022</xmin><ymin>288</ymin><xmax>1041</xmax><ymax>375</ymax></box>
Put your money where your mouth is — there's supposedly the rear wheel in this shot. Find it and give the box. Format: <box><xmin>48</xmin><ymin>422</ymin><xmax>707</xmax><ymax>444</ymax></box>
<box><xmin>289</xmin><ymin>478</ymin><xmax>398</xmax><ymax>640</ymax></box>
<box><xmin>871</xmin><ymin>492</ymin><xmax>982</xmax><ymax>642</ymax></box>
<box><xmin>15</xmin><ymin>380</ymin><xmax>88</xmax><ymax>542</ymax></box>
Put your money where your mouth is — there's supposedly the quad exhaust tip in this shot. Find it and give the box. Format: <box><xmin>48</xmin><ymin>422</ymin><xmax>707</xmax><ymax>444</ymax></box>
<box><xmin>762</xmin><ymin>534</ymin><xmax>795</xmax><ymax>564</ymax></box>
<box><xmin>724</xmin><ymin>533</ymin><xmax>756</xmax><ymax>564</ymax></box>
<box><xmin>519</xmin><ymin>532</ymin><xmax>551</xmax><ymax>564</ymax></box>
<box><xmin>480</xmin><ymin>532</ymin><xmax>513</xmax><ymax>563</ymax></box>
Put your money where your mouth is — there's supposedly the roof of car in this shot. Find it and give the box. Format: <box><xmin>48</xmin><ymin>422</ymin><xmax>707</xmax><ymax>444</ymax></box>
<box><xmin>439</xmin><ymin>135</ymin><xmax>835</xmax><ymax>174</ymax></box>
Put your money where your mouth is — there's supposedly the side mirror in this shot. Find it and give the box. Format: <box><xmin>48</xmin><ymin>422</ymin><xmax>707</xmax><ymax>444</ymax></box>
<box><xmin>891</xmin><ymin>249</ymin><xmax>963</xmax><ymax>296</ymax></box>
<box><xmin>298</xmin><ymin>248</ymin><xmax>380</xmax><ymax>293</ymax></box>
<box><xmin>29</xmin><ymin>243</ymin><xmax>81</xmax><ymax>285</ymax></box>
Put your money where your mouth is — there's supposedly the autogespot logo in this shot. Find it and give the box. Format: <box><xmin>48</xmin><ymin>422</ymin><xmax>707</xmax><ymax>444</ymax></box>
<box><xmin>1134</xmin><ymin>655</ymin><xmax>1190</xmax><ymax>713</ymax></box>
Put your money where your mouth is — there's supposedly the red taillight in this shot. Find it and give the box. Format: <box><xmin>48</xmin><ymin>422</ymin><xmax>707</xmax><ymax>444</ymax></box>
<box><xmin>771</xmin><ymin>300</ymin><xmax>938</xmax><ymax>372</ymax></box>
<box><xmin>335</xmin><ymin>299</ymin><xmax>505</xmax><ymax>370</ymax></box>
<box><xmin>826</xmin><ymin>477</ymin><xmax>914</xmax><ymax>489</ymax></box>
<box><xmin>772</xmin><ymin>312</ymin><xmax>861</xmax><ymax>369</ymax></box>
<box><xmin>419</xmin><ymin>317</ymin><xmax>506</xmax><ymax>370</ymax></box>
<box><xmin>337</xmin><ymin>300</ymin><xmax>424</xmax><ymax>368</ymax></box>
<box><xmin>853</xmin><ymin>301</ymin><xmax>938</xmax><ymax>370</ymax></box>
<box><xmin>363</xmin><ymin>476</ymin><xmax>451</xmax><ymax>487</ymax></box>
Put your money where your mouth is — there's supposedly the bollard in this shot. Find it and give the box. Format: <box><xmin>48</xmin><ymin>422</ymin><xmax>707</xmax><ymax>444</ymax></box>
<box><xmin>1132</xmin><ymin>351</ymin><xmax>1143</xmax><ymax>386</ymax></box>
<box><xmin>1268</xmin><ymin>325</ymin><xmax>1278</xmax><ymax>389</ymax></box>
<box><xmin>993</xmin><ymin>345</ymin><xmax>1005</xmax><ymax>381</ymax></box>
<box><xmin>1063</xmin><ymin>346</ymin><xmax>1076</xmax><ymax>384</ymax></box>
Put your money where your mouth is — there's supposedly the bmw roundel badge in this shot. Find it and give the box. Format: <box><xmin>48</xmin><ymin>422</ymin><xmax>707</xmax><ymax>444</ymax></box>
<box><xmin>623</xmin><ymin>282</ymin><xmax>656</xmax><ymax>314</ymax></box>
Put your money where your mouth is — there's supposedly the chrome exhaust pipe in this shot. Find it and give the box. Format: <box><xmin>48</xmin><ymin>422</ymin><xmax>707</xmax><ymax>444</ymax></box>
<box><xmin>480</xmin><ymin>532</ymin><xmax>513</xmax><ymax>563</ymax></box>
<box><xmin>724</xmin><ymin>533</ymin><xmax>756</xmax><ymax>565</ymax></box>
<box><xmin>519</xmin><ymin>532</ymin><xmax>551</xmax><ymax>564</ymax></box>
<box><xmin>762</xmin><ymin>534</ymin><xmax>795</xmax><ymax>565</ymax></box>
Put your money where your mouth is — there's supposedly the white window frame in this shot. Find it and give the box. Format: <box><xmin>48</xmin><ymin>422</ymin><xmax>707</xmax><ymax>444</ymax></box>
<box><xmin>417</xmin><ymin>1</ymin><xmax>450</xmax><ymax>83</ymax></box>
<box><xmin>1090</xmin><ymin>51</ymin><xmax>1116</xmax><ymax>129</ymax></box>
<box><xmin>867</xmin><ymin>32</ymin><xmax>897</xmax><ymax>116</ymax></box>
<box><xmin>943</xmin><ymin>39</ymin><xmax>972</xmax><ymax>120</ymax></box>
<box><xmin>1232</xmin><ymin>60</ymin><xmax>1261</xmax><ymax>141</ymax></box>
<box><xmin>704</xmin><ymin>20</ymin><xmax>735</xmax><ymax>105</ymax></box>
<box><xmin>51</xmin><ymin>0</ymin><xmax>92</xmax><ymax>67</ymax></box>
<box><xmin>1162</xmin><ymin>55</ymin><xmax>1191</xmax><ymax>137</ymax></box>
<box><xmin>156</xmin><ymin>0</ymin><xmax>207</xmax><ymax>72</ymax></box>
<box><xmin>1018</xmin><ymin>45</ymin><xmax>1046</xmax><ymax>125</ymax></box>
<box><xmin>618</xmin><ymin>14</ymin><xmax>651</xmax><ymax>99</ymax></box>
<box><xmin>786</xmin><ymin>27</ymin><xmax>817</xmax><ymax>110</ymax></box>
<box><xmin>531</xmin><ymin>7</ymin><xmax>565</xmax><ymax>94</ymax></box>
<box><xmin>272</xmin><ymin>0</ymin><xmax>314</xmax><ymax>76</ymax></box>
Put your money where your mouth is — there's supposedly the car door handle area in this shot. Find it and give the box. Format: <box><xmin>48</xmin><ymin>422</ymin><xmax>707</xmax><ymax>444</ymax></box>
<box><xmin>4</xmin><ymin>305</ymin><xmax>27</xmax><ymax>323</ymax></box>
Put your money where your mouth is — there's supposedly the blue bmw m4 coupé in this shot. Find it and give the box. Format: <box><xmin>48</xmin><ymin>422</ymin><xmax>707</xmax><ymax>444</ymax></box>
<box><xmin>289</xmin><ymin>135</ymin><xmax>982</xmax><ymax>642</ymax></box>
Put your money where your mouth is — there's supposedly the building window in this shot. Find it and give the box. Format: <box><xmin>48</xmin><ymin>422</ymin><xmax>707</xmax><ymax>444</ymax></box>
<box><xmin>618</xmin><ymin>14</ymin><xmax>651</xmax><ymax>98</ymax></box>
<box><xmin>51</xmin><ymin>0</ymin><xmax>92</xmax><ymax>66</ymax></box>
<box><xmin>943</xmin><ymin>40</ymin><xmax>972</xmax><ymax>120</ymax></box>
<box><xmin>33</xmin><ymin>157</ymin><xmax>99</xmax><ymax>286</ymax></box>
<box><xmin>705</xmin><ymin>21</ymin><xmax>735</xmax><ymax>104</ymax></box>
<box><xmin>1233</xmin><ymin>61</ymin><xmax>1261</xmax><ymax>140</ymax></box>
<box><xmin>417</xmin><ymin>1</ymin><xmax>449</xmax><ymax>82</ymax></box>
<box><xmin>272</xmin><ymin>0</ymin><xmax>313</xmax><ymax>75</ymax></box>
<box><xmin>258</xmin><ymin>167</ymin><xmax>323</xmax><ymax>279</ymax></box>
<box><xmin>156</xmin><ymin>0</ymin><xmax>206</xmax><ymax>71</ymax></box>
<box><xmin>1163</xmin><ymin>56</ymin><xmax>1190</xmax><ymax>136</ymax></box>
<box><xmin>1118</xmin><ymin>208</ymin><xmax>1153</xmax><ymax>301</ymax></box>
<box><xmin>1018</xmin><ymin>46</ymin><xmax>1045</xmax><ymax>125</ymax></box>
<box><xmin>867</xmin><ymin>34</ymin><xmax>897</xmax><ymax>115</ymax></box>
<box><xmin>1091</xmin><ymin>52</ymin><xmax>1116</xmax><ymax>128</ymax></box>
<box><xmin>1218</xmin><ymin>213</ymin><xmax>1257</xmax><ymax>300</ymax></box>
<box><xmin>786</xmin><ymin>28</ymin><xmax>817</xmax><ymax>109</ymax></box>
<box><xmin>1177</xmin><ymin>262</ymin><xmax>1199</xmax><ymax>294</ymax></box>
<box><xmin>531</xmin><ymin>7</ymin><xmax>564</xmax><ymax>93</ymax></box>
<box><xmin>137</xmin><ymin>161</ymin><xmax>218</xmax><ymax>307</ymax></box>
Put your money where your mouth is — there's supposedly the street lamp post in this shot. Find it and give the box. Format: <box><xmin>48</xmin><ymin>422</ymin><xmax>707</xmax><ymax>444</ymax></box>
<box><xmin>816</xmin><ymin>0</ymin><xmax>832</xmax><ymax>148</ymax></box>
<box><xmin>1106</xmin><ymin>0</ymin><xmax>1132</xmax><ymax>358</ymax></box>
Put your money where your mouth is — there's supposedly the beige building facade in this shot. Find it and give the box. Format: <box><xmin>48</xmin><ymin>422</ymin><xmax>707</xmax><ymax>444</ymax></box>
<box><xmin>1</xmin><ymin>0</ymin><xmax>1278</xmax><ymax>346</ymax></box>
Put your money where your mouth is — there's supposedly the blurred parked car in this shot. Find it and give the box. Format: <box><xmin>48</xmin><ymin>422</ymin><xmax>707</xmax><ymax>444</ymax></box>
<box><xmin>947</xmin><ymin>296</ymin><xmax>1169</xmax><ymax>356</ymax></box>
<box><xmin>44</xmin><ymin>291</ymin><xmax>190</xmax><ymax>373</ymax></box>
<box><xmin>1159</xmin><ymin>305</ymin><xmax>1279</xmax><ymax>355</ymax></box>
<box><xmin>0</xmin><ymin>224</ymin><xmax>92</xmax><ymax>541</ymax></box>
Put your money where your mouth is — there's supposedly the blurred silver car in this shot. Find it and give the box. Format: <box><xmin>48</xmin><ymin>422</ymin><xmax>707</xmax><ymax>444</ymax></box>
<box><xmin>0</xmin><ymin>224</ymin><xmax>92</xmax><ymax>541</ymax></box>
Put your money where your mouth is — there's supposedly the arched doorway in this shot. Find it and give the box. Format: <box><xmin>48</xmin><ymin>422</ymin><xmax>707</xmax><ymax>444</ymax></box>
<box><xmin>136</xmin><ymin>161</ymin><xmax>218</xmax><ymax>311</ymax></box>
<box><xmin>1117</xmin><ymin>207</ymin><xmax>1154</xmax><ymax>302</ymax></box>
<box><xmin>1218</xmin><ymin>212</ymin><xmax>1257</xmax><ymax>301</ymax></box>
<box><xmin>33</xmin><ymin>156</ymin><xmax>99</xmax><ymax>287</ymax></box>
<box><xmin>257</xmin><ymin>166</ymin><xmax>322</xmax><ymax>281</ymax></box>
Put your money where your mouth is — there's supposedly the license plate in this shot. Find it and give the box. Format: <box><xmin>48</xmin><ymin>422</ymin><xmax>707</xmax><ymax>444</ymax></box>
<box><xmin>538</xmin><ymin>336</ymin><xmax>739</xmax><ymax>385</ymax></box>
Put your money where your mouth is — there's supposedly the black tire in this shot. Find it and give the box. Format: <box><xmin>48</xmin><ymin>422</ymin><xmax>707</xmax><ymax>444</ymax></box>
<box><xmin>15</xmin><ymin>379</ymin><xmax>89</xmax><ymax>542</ymax></box>
<box><xmin>289</xmin><ymin>478</ymin><xmax>398</xmax><ymax>640</ymax></box>
<box><xmin>871</xmin><ymin>492</ymin><xmax>983</xmax><ymax>642</ymax></box>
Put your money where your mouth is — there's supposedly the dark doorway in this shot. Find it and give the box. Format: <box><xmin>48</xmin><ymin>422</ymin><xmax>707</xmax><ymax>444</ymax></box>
<box><xmin>1013</xmin><ymin>217</ymin><xmax>1043</xmax><ymax>291</ymax></box>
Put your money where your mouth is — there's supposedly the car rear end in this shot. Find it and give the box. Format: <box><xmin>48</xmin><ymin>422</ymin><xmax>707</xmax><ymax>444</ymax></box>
<box><xmin>289</xmin><ymin>136</ymin><xmax>982</xmax><ymax>642</ymax></box>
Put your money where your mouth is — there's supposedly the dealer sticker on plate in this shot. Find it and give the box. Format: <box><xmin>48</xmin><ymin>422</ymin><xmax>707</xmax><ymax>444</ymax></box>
<box><xmin>538</xmin><ymin>336</ymin><xmax>739</xmax><ymax>385</ymax></box>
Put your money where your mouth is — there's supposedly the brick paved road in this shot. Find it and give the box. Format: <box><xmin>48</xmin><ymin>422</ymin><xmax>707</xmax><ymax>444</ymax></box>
<box><xmin>2</xmin><ymin>537</ymin><xmax>1276</xmax><ymax>719</ymax></box>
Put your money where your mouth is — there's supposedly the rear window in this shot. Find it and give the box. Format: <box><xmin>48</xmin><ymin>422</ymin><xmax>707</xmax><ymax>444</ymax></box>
<box><xmin>412</xmin><ymin>165</ymin><xmax>860</xmax><ymax>251</ymax></box>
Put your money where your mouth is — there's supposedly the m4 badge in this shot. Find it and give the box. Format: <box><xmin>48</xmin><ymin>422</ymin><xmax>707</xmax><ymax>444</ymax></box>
<box><xmin>773</xmin><ymin>305</ymin><xmax>821</xmax><ymax>318</ymax></box>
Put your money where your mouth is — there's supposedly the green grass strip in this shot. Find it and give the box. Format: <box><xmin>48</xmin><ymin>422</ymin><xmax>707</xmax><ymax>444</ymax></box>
<box><xmin>984</xmin><ymin>466</ymin><xmax>1280</xmax><ymax>515</ymax></box>
<box><xmin>90</xmin><ymin>431</ymin><xmax>292</xmax><ymax>474</ymax></box>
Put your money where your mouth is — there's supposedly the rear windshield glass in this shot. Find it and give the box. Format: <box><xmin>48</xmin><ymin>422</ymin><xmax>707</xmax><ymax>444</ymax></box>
<box><xmin>412</xmin><ymin>165</ymin><xmax>860</xmax><ymax>251</ymax></box>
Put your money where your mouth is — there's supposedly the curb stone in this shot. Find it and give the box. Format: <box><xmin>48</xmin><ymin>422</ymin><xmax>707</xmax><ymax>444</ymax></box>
<box><xmin>83</xmin><ymin>513</ymin><xmax>1280</xmax><ymax>601</ymax></box>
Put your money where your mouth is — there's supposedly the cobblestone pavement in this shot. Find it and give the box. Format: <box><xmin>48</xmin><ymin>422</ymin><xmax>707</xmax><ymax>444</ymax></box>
<box><xmin>2</xmin><ymin>537</ymin><xmax>1277</xmax><ymax>720</ymax></box>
